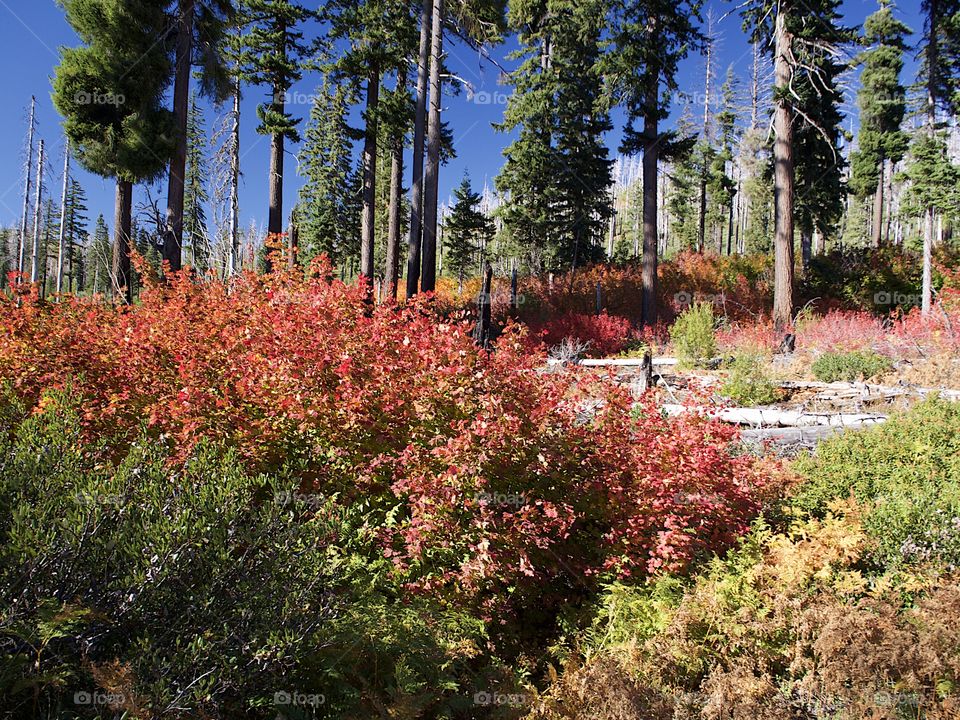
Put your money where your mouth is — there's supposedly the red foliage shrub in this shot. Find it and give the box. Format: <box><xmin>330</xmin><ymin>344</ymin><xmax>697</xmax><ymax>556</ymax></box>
<box><xmin>530</xmin><ymin>311</ymin><xmax>634</xmax><ymax>357</ymax></box>
<box><xmin>0</xmin><ymin>258</ymin><xmax>765</xmax><ymax>620</ymax></box>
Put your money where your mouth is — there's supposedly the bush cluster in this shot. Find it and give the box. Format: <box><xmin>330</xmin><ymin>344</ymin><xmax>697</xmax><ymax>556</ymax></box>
<box><xmin>0</xmin><ymin>260</ymin><xmax>766</xmax><ymax>717</ymax></box>
<box><xmin>811</xmin><ymin>349</ymin><xmax>893</xmax><ymax>383</ymax></box>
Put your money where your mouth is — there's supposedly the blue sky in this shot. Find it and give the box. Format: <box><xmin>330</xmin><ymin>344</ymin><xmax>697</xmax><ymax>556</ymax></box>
<box><xmin>0</xmin><ymin>0</ymin><xmax>925</xmax><ymax>236</ymax></box>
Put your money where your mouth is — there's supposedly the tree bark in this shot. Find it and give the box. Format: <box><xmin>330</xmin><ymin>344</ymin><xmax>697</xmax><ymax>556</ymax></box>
<box><xmin>228</xmin><ymin>72</ymin><xmax>240</xmax><ymax>276</ymax></box>
<box><xmin>641</xmin><ymin>85</ymin><xmax>659</xmax><ymax>327</ymax></box>
<box><xmin>113</xmin><ymin>179</ymin><xmax>134</xmax><ymax>305</ymax></box>
<box><xmin>360</xmin><ymin>63</ymin><xmax>381</xmax><ymax>288</ymax></box>
<box><xmin>772</xmin><ymin>9</ymin><xmax>796</xmax><ymax>331</ymax></box>
<box><xmin>164</xmin><ymin>0</ymin><xmax>195</xmax><ymax>274</ymax></box>
<box><xmin>265</xmin><ymin>17</ymin><xmax>287</xmax><ymax>269</ymax></box>
<box><xmin>385</xmin><ymin>100</ymin><xmax>404</xmax><ymax>302</ymax></box>
<box><xmin>420</xmin><ymin>0</ymin><xmax>444</xmax><ymax>293</ymax></box>
<box><xmin>406</xmin><ymin>0</ymin><xmax>431</xmax><ymax>299</ymax></box>
<box><xmin>921</xmin><ymin>0</ymin><xmax>939</xmax><ymax>315</ymax></box>
<box><xmin>871</xmin><ymin>160</ymin><xmax>884</xmax><ymax>248</ymax></box>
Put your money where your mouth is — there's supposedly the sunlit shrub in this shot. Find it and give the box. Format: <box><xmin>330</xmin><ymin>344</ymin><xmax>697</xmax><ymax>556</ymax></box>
<box><xmin>811</xmin><ymin>349</ymin><xmax>893</xmax><ymax>383</ymax></box>
<box><xmin>670</xmin><ymin>302</ymin><xmax>717</xmax><ymax>368</ymax></box>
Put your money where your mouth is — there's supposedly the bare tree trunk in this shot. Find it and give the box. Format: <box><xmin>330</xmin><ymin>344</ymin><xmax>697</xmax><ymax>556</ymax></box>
<box><xmin>164</xmin><ymin>0</ymin><xmax>195</xmax><ymax>274</ymax></box>
<box><xmin>17</xmin><ymin>96</ymin><xmax>36</xmax><ymax>280</ymax></box>
<box><xmin>385</xmin><ymin>126</ymin><xmax>404</xmax><ymax>301</ymax></box>
<box><xmin>56</xmin><ymin>143</ymin><xmax>70</xmax><ymax>295</ymax></box>
<box><xmin>29</xmin><ymin>140</ymin><xmax>45</xmax><ymax>286</ymax></box>
<box><xmin>801</xmin><ymin>230</ymin><xmax>812</xmax><ymax>272</ymax></box>
<box><xmin>772</xmin><ymin>10</ymin><xmax>795</xmax><ymax>331</ymax></box>
<box><xmin>871</xmin><ymin>161</ymin><xmax>884</xmax><ymax>248</ymax></box>
<box><xmin>696</xmin><ymin>18</ymin><xmax>714</xmax><ymax>254</ymax></box>
<box><xmin>642</xmin><ymin>85</ymin><xmax>659</xmax><ymax>327</ymax></box>
<box><xmin>228</xmin><ymin>73</ymin><xmax>240</xmax><ymax>276</ymax></box>
<box><xmin>287</xmin><ymin>216</ymin><xmax>299</xmax><ymax>269</ymax></box>
<box><xmin>813</xmin><ymin>228</ymin><xmax>824</xmax><ymax>255</ymax></box>
<box><xmin>113</xmin><ymin>179</ymin><xmax>133</xmax><ymax>304</ymax></box>
<box><xmin>420</xmin><ymin>0</ymin><xmax>444</xmax><ymax>293</ymax></box>
<box><xmin>406</xmin><ymin>0</ymin><xmax>431</xmax><ymax>299</ymax></box>
<box><xmin>360</xmin><ymin>64</ymin><xmax>381</xmax><ymax>287</ymax></box>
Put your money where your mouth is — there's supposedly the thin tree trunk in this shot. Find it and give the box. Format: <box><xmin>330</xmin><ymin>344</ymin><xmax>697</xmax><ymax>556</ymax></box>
<box><xmin>420</xmin><ymin>0</ymin><xmax>444</xmax><ymax>293</ymax></box>
<box><xmin>30</xmin><ymin>140</ymin><xmax>44</xmax><ymax>285</ymax></box>
<box><xmin>17</xmin><ymin>96</ymin><xmax>36</xmax><ymax>280</ymax></box>
<box><xmin>228</xmin><ymin>72</ymin><xmax>240</xmax><ymax>276</ymax></box>
<box><xmin>406</xmin><ymin>0</ymin><xmax>431</xmax><ymax>299</ymax></box>
<box><xmin>871</xmin><ymin>160</ymin><xmax>884</xmax><ymax>248</ymax></box>
<box><xmin>642</xmin><ymin>85</ymin><xmax>659</xmax><ymax>327</ymax></box>
<box><xmin>801</xmin><ymin>230</ymin><xmax>812</xmax><ymax>272</ymax></box>
<box><xmin>56</xmin><ymin>144</ymin><xmax>70</xmax><ymax>295</ymax></box>
<box><xmin>360</xmin><ymin>63</ymin><xmax>381</xmax><ymax>287</ymax></box>
<box><xmin>772</xmin><ymin>9</ymin><xmax>795</xmax><ymax>331</ymax></box>
<box><xmin>267</xmin><ymin>87</ymin><xmax>285</xmax><ymax>237</ymax></box>
<box><xmin>921</xmin><ymin>0</ymin><xmax>939</xmax><ymax>315</ymax></box>
<box><xmin>113</xmin><ymin>179</ymin><xmax>133</xmax><ymax>304</ymax></box>
<box><xmin>265</xmin><ymin>18</ymin><xmax>287</xmax><ymax>267</ymax></box>
<box><xmin>697</xmin><ymin>21</ymin><xmax>713</xmax><ymax>254</ymax></box>
<box><xmin>385</xmin><ymin>80</ymin><xmax>404</xmax><ymax>302</ymax></box>
<box><xmin>164</xmin><ymin>0</ymin><xmax>195</xmax><ymax>274</ymax></box>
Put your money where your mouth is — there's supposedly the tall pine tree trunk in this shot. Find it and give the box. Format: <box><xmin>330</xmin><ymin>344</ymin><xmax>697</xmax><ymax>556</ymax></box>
<box><xmin>267</xmin><ymin>87</ymin><xmax>285</xmax><ymax>238</ymax></box>
<box><xmin>360</xmin><ymin>64</ymin><xmax>381</xmax><ymax>286</ymax></box>
<box><xmin>113</xmin><ymin>179</ymin><xmax>133</xmax><ymax>304</ymax></box>
<box><xmin>406</xmin><ymin>0</ymin><xmax>431</xmax><ymax>299</ymax></box>
<box><xmin>772</xmin><ymin>9</ymin><xmax>795</xmax><ymax>331</ymax></box>
<box><xmin>871</xmin><ymin>161</ymin><xmax>884</xmax><ymax>247</ymax></box>
<box><xmin>164</xmin><ymin>0</ymin><xmax>194</xmax><ymax>274</ymax></box>
<box><xmin>642</xmin><ymin>85</ymin><xmax>659</xmax><ymax>327</ymax></box>
<box><xmin>385</xmin><ymin>94</ymin><xmax>404</xmax><ymax>301</ymax></box>
<box><xmin>420</xmin><ymin>0</ymin><xmax>444</xmax><ymax>293</ymax></box>
<box><xmin>921</xmin><ymin>0</ymin><xmax>939</xmax><ymax>315</ymax></box>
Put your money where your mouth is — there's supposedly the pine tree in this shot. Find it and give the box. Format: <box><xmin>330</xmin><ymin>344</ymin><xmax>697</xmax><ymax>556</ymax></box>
<box><xmin>298</xmin><ymin>79</ymin><xmax>358</xmax><ymax>269</ymax></box>
<box><xmin>610</xmin><ymin>0</ymin><xmax>703</xmax><ymax>325</ymax></box>
<box><xmin>910</xmin><ymin>0</ymin><xmax>960</xmax><ymax>313</ymax></box>
<box><xmin>741</xmin><ymin>0</ymin><xmax>852</xmax><ymax>327</ymax></box>
<box><xmin>162</xmin><ymin>0</ymin><xmax>234</xmax><ymax>273</ymax></box>
<box><xmin>444</xmin><ymin>173</ymin><xmax>494</xmax><ymax>288</ymax></box>
<box><xmin>64</xmin><ymin>179</ymin><xmax>89</xmax><ymax>292</ymax></box>
<box><xmin>183</xmin><ymin>91</ymin><xmax>211</xmax><ymax>272</ymax></box>
<box><xmin>497</xmin><ymin>0</ymin><xmax>613</xmax><ymax>275</ymax></box>
<box><xmin>240</xmin><ymin>0</ymin><xmax>315</xmax><ymax>248</ymax></box>
<box><xmin>850</xmin><ymin>0</ymin><xmax>911</xmax><ymax>248</ymax></box>
<box><xmin>52</xmin><ymin>0</ymin><xmax>176</xmax><ymax>303</ymax></box>
<box><xmin>86</xmin><ymin>214</ymin><xmax>112</xmax><ymax>296</ymax></box>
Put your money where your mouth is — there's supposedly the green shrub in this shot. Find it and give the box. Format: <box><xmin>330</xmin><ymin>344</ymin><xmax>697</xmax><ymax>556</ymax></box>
<box><xmin>0</xmin><ymin>392</ymin><xmax>508</xmax><ymax>719</ymax></box>
<box><xmin>811</xmin><ymin>350</ymin><xmax>892</xmax><ymax>383</ymax></box>
<box><xmin>793</xmin><ymin>398</ymin><xmax>960</xmax><ymax>569</ymax></box>
<box><xmin>721</xmin><ymin>351</ymin><xmax>782</xmax><ymax>406</ymax></box>
<box><xmin>670</xmin><ymin>302</ymin><xmax>717</xmax><ymax>368</ymax></box>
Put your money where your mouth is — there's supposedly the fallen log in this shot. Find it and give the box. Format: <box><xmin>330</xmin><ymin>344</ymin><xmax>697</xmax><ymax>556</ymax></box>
<box><xmin>739</xmin><ymin>423</ymin><xmax>875</xmax><ymax>448</ymax></box>
<box><xmin>661</xmin><ymin>404</ymin><xmax>887</xmax><ymax>428</ymax></box>
<box><xmin>779</xmin><ymin>380</ymin><xmax>960</xmax><ymax>402</ymax></box>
